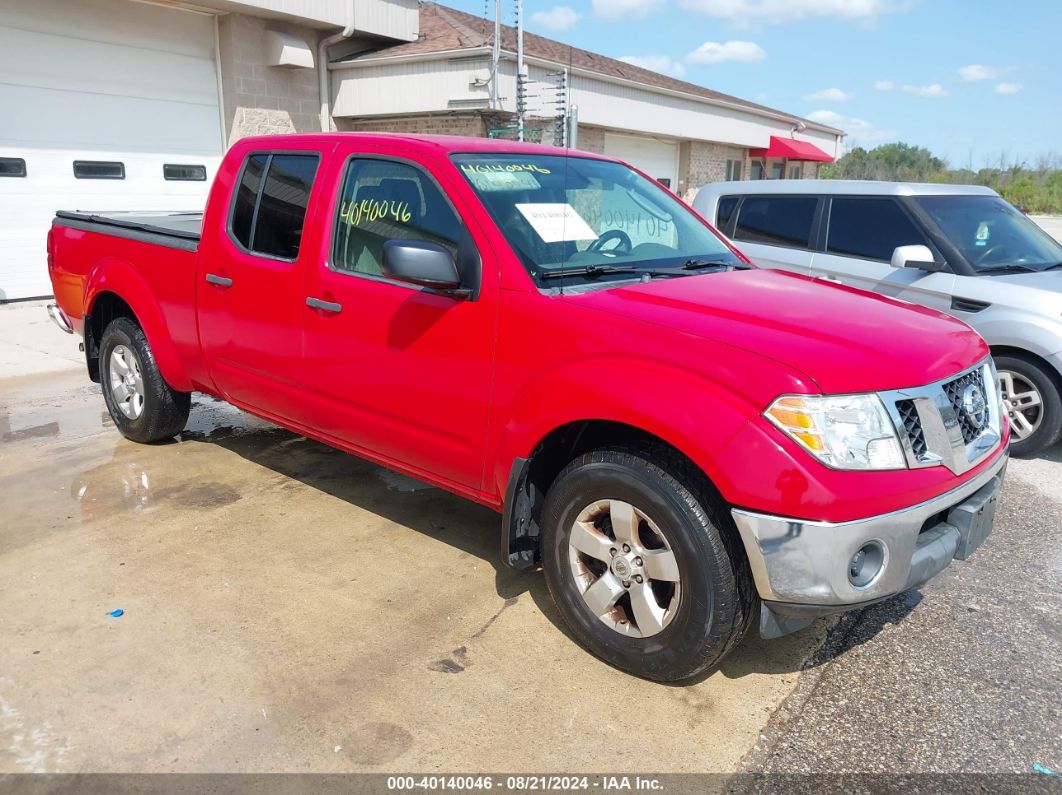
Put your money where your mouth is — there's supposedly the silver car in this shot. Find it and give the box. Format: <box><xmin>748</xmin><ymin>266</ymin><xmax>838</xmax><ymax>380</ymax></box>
<box><xmin>693</xmin><ymin>180</ymin><xmax>1062</xmax><ymax>456</ymax></box>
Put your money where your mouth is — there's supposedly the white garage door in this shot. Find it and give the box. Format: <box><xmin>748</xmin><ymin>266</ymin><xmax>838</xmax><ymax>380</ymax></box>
<box><xmin>604</xmin><ymin>133</ymin><xmax>680</xmax><ymax>192</ymax></box>
<box><xmin>0</xmin><ymin>0</ymin><xmax>224</xmax><ymax>300</ymax></box>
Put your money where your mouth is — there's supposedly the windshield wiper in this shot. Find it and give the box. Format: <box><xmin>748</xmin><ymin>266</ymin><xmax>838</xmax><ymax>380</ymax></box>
<box><xmin>682</xmin><ymin>257</ymin><xmax>750</xmax><ymax>271</ymax></box>
<box><xmin>538</xmin><ymin>264</ymin><xmax>641</xmax><ymax>280</ymax></box>
<box><xmin>976</xmin><ymin>263</ymin><xmax>1040</xmax><ymax>274</ymax></box>
<box><xmin>1044</xmin><ymin>262</ymin><xmax>1062</xmax><ymax>271</ymax></box>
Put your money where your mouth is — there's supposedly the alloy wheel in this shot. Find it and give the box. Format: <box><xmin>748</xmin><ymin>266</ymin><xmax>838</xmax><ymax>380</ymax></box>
<box><xmin>109</xmin><ymin>344</ymin><xmax>145</xmax><ymax>420</ymax></box>
<box><xmin>999</xmin><ymin>370</ymin><xmax>1043</xmax><ymax>441</ymax></box>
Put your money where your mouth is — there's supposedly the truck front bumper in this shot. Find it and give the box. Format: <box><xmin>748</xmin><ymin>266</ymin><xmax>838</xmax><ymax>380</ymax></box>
<box><xmin>731</xmin><ymin>450</ymin><xmax>1008</xmax><ymax>638</ymax></box>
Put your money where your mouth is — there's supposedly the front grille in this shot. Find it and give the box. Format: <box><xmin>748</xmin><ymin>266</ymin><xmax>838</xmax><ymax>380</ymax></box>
<box><xmin>896</xmin><ymin>399</ymin><xmax>928</xmax><ymax>458</ymax></box>
<box><xmin>943</xmin><ymin>368</ymin><xmax>989</xmax><ymax>444</ymax></box>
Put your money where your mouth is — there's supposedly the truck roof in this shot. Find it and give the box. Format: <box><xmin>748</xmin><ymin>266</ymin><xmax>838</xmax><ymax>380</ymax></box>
<box><xmin>697</xmin><ymin>179</ymin><xmax>1000</xmax><ymax>198</ymax></box>
<box><xmin>235</xmin><ymin>132</ymin><xmax>616</xmax><ymax>160</ymax></box>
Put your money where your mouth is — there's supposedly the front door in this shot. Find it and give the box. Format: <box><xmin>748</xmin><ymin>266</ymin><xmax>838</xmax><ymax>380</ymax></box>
<box><xmin>299</xmin><ymin>155</ymin><xmax>497</xmax><ymax>491</ymax></box>
<box><xmin>810</xmin><ymin>196</ymin><xmax>956</xmax><ymax>311</ymax></box>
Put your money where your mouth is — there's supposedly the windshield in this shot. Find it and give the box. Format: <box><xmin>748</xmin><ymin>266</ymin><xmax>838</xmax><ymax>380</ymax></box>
<box><xmin>915</xmin><ymin>195</ymin><xmax>1062</xmax><ymax>273</ymax></box>
<box><xmin>451</xmin><ymin>153</ymin><xmax>740</xmax><ymax>287</ymax></box>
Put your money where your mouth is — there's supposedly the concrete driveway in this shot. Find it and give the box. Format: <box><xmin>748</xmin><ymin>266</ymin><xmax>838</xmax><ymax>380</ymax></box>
<box><xmin>1</xmin><ymin>296</ymin><xmax>1059</xmax><ymax>778</ymax></box>
<box><xmin>0</xmin><ymin>304</ymin><xmax>823</xmax><ymax>774</ymax></box>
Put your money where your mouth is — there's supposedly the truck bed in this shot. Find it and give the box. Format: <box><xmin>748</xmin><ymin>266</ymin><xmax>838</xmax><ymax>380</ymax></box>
<box><xmin>54</xmin><ymin>211</ymin><xmax>203</xmax><ymax>252</ymax></box>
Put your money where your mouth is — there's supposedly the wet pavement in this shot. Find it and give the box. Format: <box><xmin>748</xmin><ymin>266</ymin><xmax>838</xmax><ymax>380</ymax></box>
<box><xmin>2</xmin><ymin>301</ymin><xmax>1060</xmax><ymax>777</ymax></box>
<box><xmin>0</xmin><ymin>359</ymin><xmax>823</xmax><ymax>773</ymax></box>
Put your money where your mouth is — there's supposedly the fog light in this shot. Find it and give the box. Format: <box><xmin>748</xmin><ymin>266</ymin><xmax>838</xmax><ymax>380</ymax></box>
<box><xmin>848</xmin><ymin>541</ymin><xmax>885</xmax><ymax>588</ymax></box>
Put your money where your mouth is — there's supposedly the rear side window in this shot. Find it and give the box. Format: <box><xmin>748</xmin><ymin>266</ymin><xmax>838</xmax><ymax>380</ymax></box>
<box><xmin>827</xmin><ymin>197</ymin><xmax>927</xmax><ymax>261</ymax></box>
<box><xmin>230</xmin><ymin>153</ymin><xmax>320</xmax><ymax>260</ymax></box>
<box><xmin>734</xmin><ymin>196</ymin><xmax>817</xmax><ymax>248</ymax></box>
<box><xmin>716</xmin><ymin>196</ymin><xmax>739</xmax><ymax>233</ymax></box>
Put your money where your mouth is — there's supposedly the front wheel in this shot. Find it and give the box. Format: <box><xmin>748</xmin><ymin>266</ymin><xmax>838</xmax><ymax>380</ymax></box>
<box><xmin>540</xmin><ymin>445</ymin><xmax>755</xmax><ymax>682</ymax></box>
<box><xmin>100</xmin><ymin>317</ymin><xmax>190</xmax><ymax>443</ymax></box>
<box><xmin>996</xmin><ymin>354</ymin><xmax>1062</xmax><ymax>458</ymax></box>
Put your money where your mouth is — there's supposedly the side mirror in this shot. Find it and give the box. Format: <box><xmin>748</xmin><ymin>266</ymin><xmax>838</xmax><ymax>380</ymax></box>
<box><xmin>382</xmin><ymin>240</ymin><xmax>464</xmax><ymax>293</ymax></box>
<box><xmin>891</xmin><ymin>244</ymin><xmax>943</xmax><ymax>272</ymax></box>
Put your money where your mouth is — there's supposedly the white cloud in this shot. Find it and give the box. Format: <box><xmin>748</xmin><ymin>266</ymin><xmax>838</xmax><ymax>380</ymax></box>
<box><xmin>806</xmin><ymin>109</ymin><xmax>895</xmax><ymax>147</ymax></box>
<box><xmin>619</xmin><ymin>55</ymin><xmax>687</xmax><ymax>78</ymax></box>
<box><xmin>957</xmin><ymin>64</ymin><xmax>998</xmax><ymax>82</ymax></box>
<box><xmin>803</xmin><ymin>87</ymin><xmax>851</xmax><ymax>102</ymax></box>
<box><xmin>685</xmin><ymin>40</ymin><xmax>767</xmax><ymax>64</ymax></box>
<box><xmin>901</xmin><ymin>83</ymin><xmax>949</xmax><ymax>98</ymax></box>
<box><xmin>678</xmin><ymin>0</ymin><xmax>900</xmax><ymax>24</ymax></box>
<box><xmin>994</xmin><ymin>82</ymin><xmax>1023</xmax><ymax>95</ymax></box>
<box><xmin>530</xmin><ymin>5</ymin><xmax>581</xmax><ymax>31</ymax></box>
<box><xmin>874</xmin><ymin>80</ymin><xmax>895</xmax><ymax>91</ymax></box>
<box><xmin>592</xmin><ymin>0</ymin><xmax>663</xmax><ymax>19</ymax></box>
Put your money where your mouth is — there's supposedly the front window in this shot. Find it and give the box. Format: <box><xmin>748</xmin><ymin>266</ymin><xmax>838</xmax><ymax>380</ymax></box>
<box><xmin>915</xmin><ymin>195</ymin><xmax>1062</xmax><ymax>273</ymax></box>
<box><xmin>452</xmin><ymin>153</ymin><xmax>740</xmax><ymax>288</ymax></box>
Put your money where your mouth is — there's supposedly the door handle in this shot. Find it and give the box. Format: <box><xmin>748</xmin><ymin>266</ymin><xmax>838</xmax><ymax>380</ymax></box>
<box><xmin>205</xmin><ymin>273</ymin><xmax>233</xmax><ymax>288</ymax></box>
<box><xmin>306</xmin><ymin>296</ymin><xmax>343</xmax><ymax>314</ymax></box>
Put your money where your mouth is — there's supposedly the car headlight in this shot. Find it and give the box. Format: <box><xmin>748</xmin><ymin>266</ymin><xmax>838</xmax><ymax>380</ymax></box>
<box><xmin>765</xmin><ymin>394</ymin><xmax>907</xmax><ymax>470</ymax></box>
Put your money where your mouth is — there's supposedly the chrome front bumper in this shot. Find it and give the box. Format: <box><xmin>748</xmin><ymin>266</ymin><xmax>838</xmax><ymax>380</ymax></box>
<box><xmin>732</xmin><ymin>451</ymin><xmax>1008</xmax><ymax>636</ymax></box>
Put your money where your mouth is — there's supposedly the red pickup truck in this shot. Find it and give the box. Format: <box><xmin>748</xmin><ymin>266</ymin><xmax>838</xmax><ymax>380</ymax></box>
<box><xmin>47</xmin><ymin>133</ymin><xmax>1008</xmax><ymax>682</ymax></box>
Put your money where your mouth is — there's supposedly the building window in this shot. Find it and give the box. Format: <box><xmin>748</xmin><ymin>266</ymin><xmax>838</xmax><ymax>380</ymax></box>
<box><xmin>0</xmin><ymin>157</ymin><xmax>27</xmax><ymax>178</ymax></box>
<box><xmin>788</xmin><ymin>163</ymin><xmax>803</xmax><ymax>180</ymax></box>
<box><xmin>725</xmin><ymin>159</ymin><xmax>743</xmax><ymax>181</ymax></box>
<box><xmin>750</xmin><ymin>161</ymin><xmax>764</xmax><ymax>180</ymax></box>
<box><xmin>73</xmin><ymin>160</ymin><xmax>124</xmax><ymax>179</ymax></box>
<box><xmin>770</xmin><ymin>162</ymin><xmax>784</xmax><ymax>180</ymax></box>
<box><xmin>163</xmin><ymin>164</ymin><xmax>207</xmax><ymax>181</ymax></box>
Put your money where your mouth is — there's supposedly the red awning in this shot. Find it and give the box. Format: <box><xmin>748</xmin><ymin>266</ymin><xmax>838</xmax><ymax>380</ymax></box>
<box><xmin>748</xmin><ymin>136</ymin><xmax>834</xmax><ymax>163</ymax></box>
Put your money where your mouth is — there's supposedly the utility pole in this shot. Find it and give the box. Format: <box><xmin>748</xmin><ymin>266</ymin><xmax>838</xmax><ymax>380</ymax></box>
<box><xmin>490</xmin><ymin>0</ymin><xmax>500</xmax><ymax>109</ymax></box>
<box><xmin>516</xmin><ymin>0</ymin><xmax>526</xmax><ymax>142</ymax></box>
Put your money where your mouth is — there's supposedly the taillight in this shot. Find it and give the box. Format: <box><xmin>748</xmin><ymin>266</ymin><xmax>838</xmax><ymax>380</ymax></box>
<box><xmin>47</xmin><ymin>228</ymin><xmax>54</xmax><ymax>270</ymax></box>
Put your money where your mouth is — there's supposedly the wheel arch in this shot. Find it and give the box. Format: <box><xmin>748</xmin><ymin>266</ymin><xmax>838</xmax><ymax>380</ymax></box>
<box><xmin>84</xmin><ymin>261</ymin><xmax>192</xmax><ymax>390</ymax></box>
<box><xmin>501</xmin><ymin>419</ymin><xmax>734</xmax><ymax>570</ymax></box>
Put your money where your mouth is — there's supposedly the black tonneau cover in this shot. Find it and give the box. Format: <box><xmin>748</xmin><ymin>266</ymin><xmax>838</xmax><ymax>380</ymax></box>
<box><xmin>54</xmin><ymin>211</ymin><xmax>203</xmax><ymax>252</ymax></box>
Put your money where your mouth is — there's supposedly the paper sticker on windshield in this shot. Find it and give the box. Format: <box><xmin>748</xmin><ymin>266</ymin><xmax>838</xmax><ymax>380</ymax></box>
<box><xmin>516</xmin><ymin>203</ymin><xmax>599</xmax><ymax>243</ymax></box>
<box><xmin>462</xmin><ymin>168</ymin><xmax>541</xmax><ymax>192</ymax></box>
<box><xmin>975</xmin><ymin>222</ymin><xmax>990</xmax><ymax>247</ymax></box>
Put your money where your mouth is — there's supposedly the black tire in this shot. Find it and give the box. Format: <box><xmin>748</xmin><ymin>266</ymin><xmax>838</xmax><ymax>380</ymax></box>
<box><xmin>995</xmin><ymin>354</ymin><xmax>1062</xmax><ymax>458</ymax></box>
<box><xmin>99</xmin><ymin>317</ymin><xmax>190</xmax><ymax>443</ymax></box>
<box><xmin>540</xmin><ymin>444</ymin><xmax>755</xmax><ymax>682</ymax></box>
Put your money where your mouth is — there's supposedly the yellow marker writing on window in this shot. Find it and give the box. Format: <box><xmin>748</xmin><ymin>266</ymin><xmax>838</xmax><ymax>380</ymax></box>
<box><xmin>341</xmin><ymin>198</ymin><xmax>412</xmax><ymax>226</ymax></box>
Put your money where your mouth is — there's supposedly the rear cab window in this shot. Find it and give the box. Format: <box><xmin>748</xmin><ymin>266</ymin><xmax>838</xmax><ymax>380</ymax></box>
<box><xmin>826</xmin><ymin>197</ymin><xmax>929</xmax><ymax>261</ymax></box>
<box><xmin>733</xmin><ymin>196</ymin><xmax>818</xmax><ymax>249</ymax></box>
<box><xmin>229</xmin><ymin>152</ymin><xmax>320</xmax><ymax>260</ymax></box>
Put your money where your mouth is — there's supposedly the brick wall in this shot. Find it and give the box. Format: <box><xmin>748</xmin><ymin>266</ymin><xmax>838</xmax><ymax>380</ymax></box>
<box><xmin>217</xmin><ymin>14</ymin><xmax>322</xmax><ymax>144</ymax></box>
<box><xmin>679</xmin><ymin>142</ymin><xmax>733</xmax><ymax>201</ymax></box>
<box><xmin>576</xmin><ymin>126</ymin><xmax>606</xmax><ymax>154</ymax></box>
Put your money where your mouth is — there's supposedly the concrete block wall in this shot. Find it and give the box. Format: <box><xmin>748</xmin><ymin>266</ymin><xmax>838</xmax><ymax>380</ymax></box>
<box><xmin>576</xmin><ymin>126</ymin><xmax>606</xmax><ymax>154</ymax></box>
<box><xmin>218</xmin><ymin>13</ymin><xmax>322</xmax><ymax>144</ymax></box>
<box><xmin>340</xmin><ymin>114</ymin><xmax>488</xmax><ymax>136</ymax></box>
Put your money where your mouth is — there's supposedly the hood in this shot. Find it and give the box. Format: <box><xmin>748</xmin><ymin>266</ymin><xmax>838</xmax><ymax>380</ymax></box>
<box><xmin>560</xmin><ymin>269</ymin><xmax>988</xmax><ymax>394</ymax></box>
<box><xmin>981</xmin><ymin>269</ymin><xmax>1062</xmax><ymax>294</ymax></box>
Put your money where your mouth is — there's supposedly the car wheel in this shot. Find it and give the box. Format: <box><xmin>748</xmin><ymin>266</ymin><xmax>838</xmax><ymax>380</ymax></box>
<box><xmin>100</xmin><ymin>317</ymin><xmax>190</xmax><ymax>443</ymax></box>
<box><xmin>996</xmin><ymin>354</ymin><xmax>1062</xmax><ymax>457</ymax></box>
<box><xmin>540</xmin><ymin>444</ymin><xmax>755</xmax><ymax>682</ymax></box>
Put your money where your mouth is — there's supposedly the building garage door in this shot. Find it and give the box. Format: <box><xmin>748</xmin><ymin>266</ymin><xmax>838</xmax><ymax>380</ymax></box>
<box><xmin>0</xmin><ymin>0</ymin><xmax>224</xmax><ymax>301</ymax></box>
<box><xmin>603</xmin><ymin>133</ymin><xmax>680</xmax><ymax>192</ymax></box>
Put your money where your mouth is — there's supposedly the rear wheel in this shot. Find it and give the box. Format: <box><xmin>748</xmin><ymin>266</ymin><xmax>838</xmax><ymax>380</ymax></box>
<box><xmin>540</xmin><ymin>445</ymin><xmax>754</xmax><ymax>682</ymax></box>
<box><xmin>100</xmin><ymin>317</ymin><xmax>190</xmax><ymax>443</ymax></box>
<box><xmin>996</xmin><ymin>354</ymin><xmax>1062</xmax><ymax>457</ymax></box>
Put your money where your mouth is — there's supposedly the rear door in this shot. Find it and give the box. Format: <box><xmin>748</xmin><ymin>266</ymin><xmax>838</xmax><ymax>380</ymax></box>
<box><xmin>196</xmin><ymin>150</ymin><xmax>322</xmax><ymax>420</ymax></box>
<box><xmin>730</xmin><ymin>195</ymin><xmax>820</xmax><ymax>275</ymax></box>
<box><xmin>812</xmin><ymin>196</ymin><xmax>955</xmax><ymax>310</ymax></box>
<box><xmin>298</xmin><ymin>153</ymin><xmax>497</xmax><ymax>491</ymax></box>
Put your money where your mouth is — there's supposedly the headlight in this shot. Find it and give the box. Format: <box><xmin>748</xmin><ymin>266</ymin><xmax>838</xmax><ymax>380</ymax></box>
<box><xmin>765</xmin><ymin>394</ymin><xmax>907</xmax><ymax>470</ymax></box>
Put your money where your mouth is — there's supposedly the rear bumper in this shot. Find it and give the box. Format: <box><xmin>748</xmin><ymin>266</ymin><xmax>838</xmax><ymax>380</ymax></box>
<box><xmin>731</xmin><ymin>449</ymin><xmax>1008</xmax><ymax>637</ymax></box>
<box><xmin>47</xmin><ymin>303</ymin><xmax>74</xmax><ymax>334</ymax></box>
